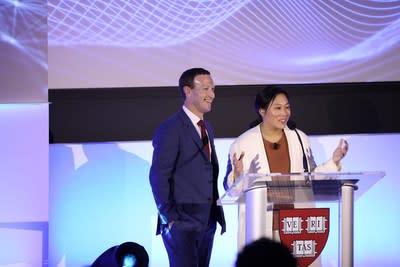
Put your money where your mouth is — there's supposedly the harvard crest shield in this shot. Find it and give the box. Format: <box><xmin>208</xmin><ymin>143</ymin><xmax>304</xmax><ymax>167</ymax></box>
<box><xmin>279</xmin><ymin>208</ymin><xmax>329</xmax><ymax>267</ymax></box>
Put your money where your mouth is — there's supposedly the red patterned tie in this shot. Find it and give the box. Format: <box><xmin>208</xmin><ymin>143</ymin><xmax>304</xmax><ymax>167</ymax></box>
<box><xmin>197</xmin><ymin>120</ymin><xmax>211</xmax><ymax>160</ymax></box>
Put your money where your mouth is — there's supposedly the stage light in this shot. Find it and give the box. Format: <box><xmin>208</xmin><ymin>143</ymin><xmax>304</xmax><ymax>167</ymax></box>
<box><xmin>91</xmin><ymin>241</ymin><xmax>149</xmax><ymax>267</ymax></box>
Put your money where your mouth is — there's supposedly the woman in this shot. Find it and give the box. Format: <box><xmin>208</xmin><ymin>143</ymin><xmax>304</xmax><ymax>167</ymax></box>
<box><xmin>223</xmin><ymin>85</ymin><xmax>348</xmax><ymax>251</ymax></box>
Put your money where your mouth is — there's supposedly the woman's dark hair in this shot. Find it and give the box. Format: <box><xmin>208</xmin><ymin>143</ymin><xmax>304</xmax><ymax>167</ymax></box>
<box><xmin>249</xmin><ymin>85</ymin><xmax>290</xmax><ymax>128</ymax></box>
<box><xmin>178</xmin><ymin>67</ymin><xmax>211</xmax><ymax>99</ymax></box>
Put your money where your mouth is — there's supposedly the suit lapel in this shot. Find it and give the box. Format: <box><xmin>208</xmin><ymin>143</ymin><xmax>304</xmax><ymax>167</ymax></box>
<box><xmin>177</xmin><ymin>110</ymin><xmax>204</xmax><ymax>150</ymax></box>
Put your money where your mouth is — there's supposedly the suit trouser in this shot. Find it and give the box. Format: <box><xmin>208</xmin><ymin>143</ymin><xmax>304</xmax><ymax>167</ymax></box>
<box><xmin>161</xmin><ymin>217</ymin><xmax>217</xmax><ymax>267</ymax></box>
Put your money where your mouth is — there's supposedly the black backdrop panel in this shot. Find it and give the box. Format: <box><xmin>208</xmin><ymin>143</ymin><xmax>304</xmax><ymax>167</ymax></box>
<box><xmin>49</xmin><ymin>82</ymin><xmax>400</xmax><ymax>143</ymax></box>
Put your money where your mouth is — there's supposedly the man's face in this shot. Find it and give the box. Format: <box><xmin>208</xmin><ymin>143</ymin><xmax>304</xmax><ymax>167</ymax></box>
<box><xmin>185</xmin><ymin>74</ymin><xmax>215</xmax><ymax>117</ymax></box>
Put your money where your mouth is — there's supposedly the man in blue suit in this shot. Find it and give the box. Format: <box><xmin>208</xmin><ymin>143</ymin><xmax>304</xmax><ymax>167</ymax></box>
<box><xmin>149</xmin><ymin>68</ymin><xmax>226</xmax><ymax>267</ymax></box>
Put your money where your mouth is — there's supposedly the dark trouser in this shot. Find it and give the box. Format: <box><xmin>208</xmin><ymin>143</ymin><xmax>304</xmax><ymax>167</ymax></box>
<box><xmin>161</xmin><ymin>219</ymin><xmax>217</xmax><ymax>267</ymax></box>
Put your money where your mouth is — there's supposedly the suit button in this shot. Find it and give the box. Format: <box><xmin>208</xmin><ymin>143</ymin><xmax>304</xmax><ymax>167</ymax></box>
<box><xmin>207</xmin><ymin>197</ymin><xmax>212</xmax><ymax>202</ymax></box>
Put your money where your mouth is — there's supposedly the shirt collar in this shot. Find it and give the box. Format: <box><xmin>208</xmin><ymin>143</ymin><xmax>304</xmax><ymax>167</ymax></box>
<box><xmin>182</xmin><ymin>105</ymin><xmax>202</xmax><ymax>126</ymax></box>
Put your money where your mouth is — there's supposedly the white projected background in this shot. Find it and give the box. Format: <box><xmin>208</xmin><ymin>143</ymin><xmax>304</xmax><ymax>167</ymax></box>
<box><xmin>0</xmin><ymin>1</ymin><xmax>48</xmax><ymax>266</ymax></box>
<box><xmin>49</xmin><ymin>134</ymin><xmax>400</xmax><ymax>267</ymax></box>
<box><xmin>0</xmin><ymin>0</ymin><xmax>47</xmax><ymax>102</ymax></box>
<box><xmin>48</xmin><ymin>0</ymin><xmax>400</xmax><ymax>88</ymax></box>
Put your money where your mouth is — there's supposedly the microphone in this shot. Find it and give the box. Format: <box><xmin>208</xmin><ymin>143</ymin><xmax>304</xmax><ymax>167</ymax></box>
<box><xmin>288</xmin><ymin>120</ymin><xmax>309</xmax><ymax>172</ymax></box>
<box><xmin>272</xmin><ymin>143</ymin><xmax>280</xmax><ymax>150</ymax></box>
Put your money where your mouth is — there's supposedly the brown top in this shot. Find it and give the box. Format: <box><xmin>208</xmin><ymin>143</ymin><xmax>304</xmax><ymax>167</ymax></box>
<box><xmin>262</xmin><ymin>133</ymin><xmax>294</xmax><ymax>230</ymax></box>
<box><xmin>262</xmin><ymin>132</ymin><xmax>290</xmax><ymax>173</ymax></box>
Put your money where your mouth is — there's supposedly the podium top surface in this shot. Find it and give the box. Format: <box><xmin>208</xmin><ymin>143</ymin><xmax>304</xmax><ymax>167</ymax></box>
<box><xmin>217</xmin><ymin>171</ymin><xmax>385</xmax><ymax>205</ymax></box>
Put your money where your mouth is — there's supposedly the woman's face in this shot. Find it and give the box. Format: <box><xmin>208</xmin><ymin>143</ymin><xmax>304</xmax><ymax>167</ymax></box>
<box><xmin>260</xmin><ymin>93</ymin><xmax>291</xmax><ymax>129</ymax></box>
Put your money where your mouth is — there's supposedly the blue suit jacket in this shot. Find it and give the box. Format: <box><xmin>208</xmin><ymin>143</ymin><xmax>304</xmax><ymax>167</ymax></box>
<box><xmin>149</xmin><ymin>109</ymin><xmax>226</xmax><ymax>235</ymax></box>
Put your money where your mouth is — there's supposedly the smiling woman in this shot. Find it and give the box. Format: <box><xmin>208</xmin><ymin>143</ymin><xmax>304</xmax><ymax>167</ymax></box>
<box><xmin>2</xmin><ymin>1</ymin><xmax>400</xmax><ymax>267</ymax></box>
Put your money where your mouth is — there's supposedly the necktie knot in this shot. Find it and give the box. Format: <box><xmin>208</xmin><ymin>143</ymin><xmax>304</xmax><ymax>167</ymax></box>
<box><xmin>197</xmin><ymin>119</ymin><xmax>205</xmax><ymax>128</ymax></box>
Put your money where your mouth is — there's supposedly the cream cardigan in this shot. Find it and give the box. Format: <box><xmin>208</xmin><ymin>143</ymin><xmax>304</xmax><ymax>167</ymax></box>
<box><xmin>225</xmin><ymin>125</ymin><xmax>340</xmax><ymax>249</ymax></box>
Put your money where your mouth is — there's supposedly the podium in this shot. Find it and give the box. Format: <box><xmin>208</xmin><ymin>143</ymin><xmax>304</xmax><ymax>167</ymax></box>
<box><xmin>217</xmin><ymin>171</ymin><xmax>385</xmax><ymax>267</ymax></box>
